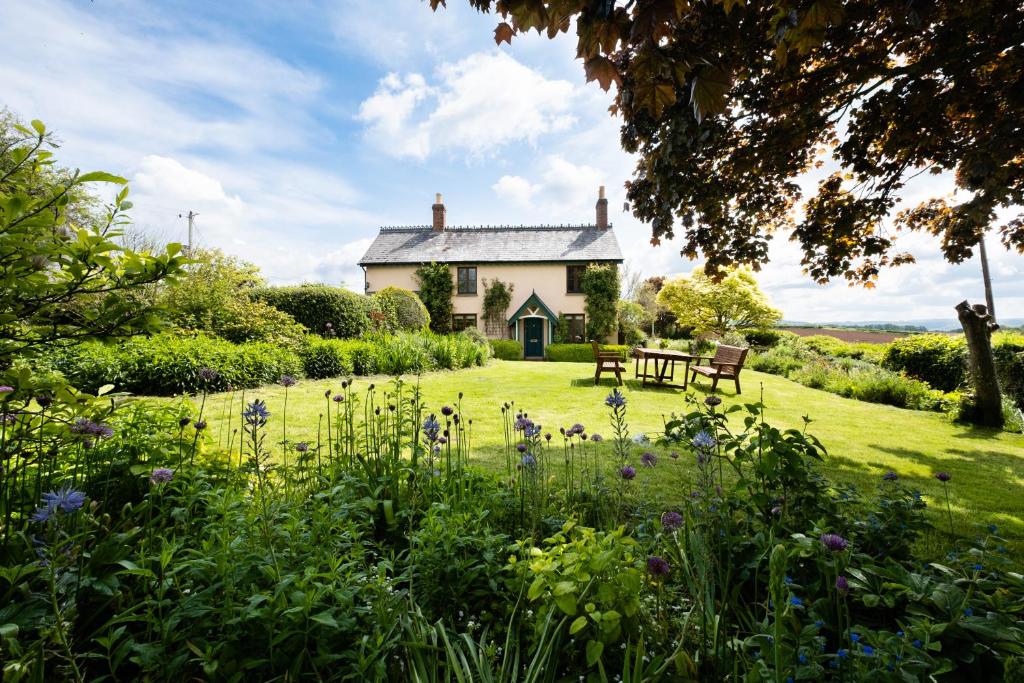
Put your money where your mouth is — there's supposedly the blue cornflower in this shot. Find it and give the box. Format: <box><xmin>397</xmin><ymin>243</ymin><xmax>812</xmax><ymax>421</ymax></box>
<box><xmin>815</xmin><ymin>620</ymin><xmax>824</xmax><ymax>628</ymax></box>
<box><xmin>520</xmin><ymin>454</ymin><xmax>536</xmax><ymax>468</ymax></box>
<box><xmin>691</xmin><ymin>431</ymin><xmax>716</xmax><ymax>450</ymax></box>
<box><xmin>863</xmin><ymin>646</ymin><xmax>874</xmax><ymax>656</ymax></box>
<box><xmin>790</xmin><ymin>596</ymin><xmax>803</xmax><ymax>606</ymax></box>
<box><xmin>912</xmin><ymin>640</ymin><xmax>922</xmax><ymax>648</ymax></box>
<box><xmin>798</xmin><ymin>654</ymin><xmax>807</xmax><ymax>664</ymax></box>
<box><xmin>963</xmin><ymin>607</ymin><xmax>974</xmax><ymax>616</ymax></box>
<box><xmin>987</xmin><ymin>523</ymin><xmax>998</xmax><ymax>534</ymax></box>
<box><xmin>896</xmin><ymin>630</ymin><xmax>904</xmax><ymax>637</ymax></box>
<box><xmin>42</xmin><ymin>486</ymin><xmax>87</xmax><ymax>513</ymax></box>
<box><xmin>422</xmin><ymin>414</ymin><xmax>441</xmax><ymax>441</ymax></box>
<box><xmin>850</xmin><ymin>633</ymin><xmax>860</xmax><ymax>643</ymax></box>
<box><xmin>973</xmin><ymin>563</ymin><xmax>983</xmax><ymax>571</ymax></box>
<box><xmin>838</xmin><ymin>649</ymin><xmax>849</xmax><ymax>659</ymax></box>
<box><xmin>784</xmin><ymin>575</ymin><xmax>793</xmax><ymax>585</ymax></box>
<box><xmin>882</xmin><ymin>470</ymin><xmax>898</xmax><ymax>481</ymax></box>
<box><xmin>604</xmin><ymin>389</ymin><xmax>626</xmax><ymax>408</ymax></box>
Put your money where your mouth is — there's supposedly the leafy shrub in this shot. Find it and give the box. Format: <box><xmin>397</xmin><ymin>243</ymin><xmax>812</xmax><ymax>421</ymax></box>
<box><xmin>489</xmin><ymin>339</ymin><xmax>523</xmax><ymax>360</ymax></box>
<box><xmin>299</xmin><ymin>332</ymin><xmax>488</xmax><ymax>378</ymax></box>
<box><xmin>299</xmin><ymin>337</ymin><xmax>367</xmax><ymax>378</ymax></box>
<box><xmin>43</xmin><ymin>332</ymin><xmax>302</xmax><ymax>395</ymax></box>
<box><xmin>254</xmin><ymin>284</ymin><xmax>371</xmax><ymax>338</ymax></box>
<box><xmin>801</xmin><ymin>334</ymin><xmax>886</xmax><ymax>363</ymax></box>
<box><xmin>545</xmin><ymin>343</ymin><xmax>629</xmax><ymax>362</ymax></box>
<box><xmin>374</xmin><ymin>286</ymin><xmax>430</xmax><ymax>331</ymax></box>
<box><xmin>789</xmin><ymin>358</ymin><xmax>946</xmax><ymax>410</ymax></box>
<box><xmin>748</xmin><ymin>345</ymin><xmax>809</xmax><ymax>376</ymax></box>
<box><xmin>744</xmin><ymin>328</ymin><xmax>783</xmax><ymax>347</ymax></box>
<box><xmin>881</xmin><ymin>333</ymin><xmax>966</xmax><ymax>391</ymax></box>
<box><xmin>415</xmin><ymin>262</ymin><xmax>454</xmax><ymax>333</ymax></box>
<box><xmin>994</xmin><ymin>331</ymin><xmax>1024</xmax><ymax>409</ymax></box>
<box><xmin>582</xmin><ymin>264</ymin><xmax>619</xmax><ymax>341</ymax></box>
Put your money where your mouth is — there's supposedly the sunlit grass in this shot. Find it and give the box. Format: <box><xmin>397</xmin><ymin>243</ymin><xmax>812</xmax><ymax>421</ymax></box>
<box><xmin>182</xmin><ymin>360</ymin><xmax>1024</xmax><ymax>551</ymax></box>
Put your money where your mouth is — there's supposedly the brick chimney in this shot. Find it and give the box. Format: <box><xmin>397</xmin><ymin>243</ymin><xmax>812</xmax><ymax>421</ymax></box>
<box><xmin>595</xmin><ymin>185</ymin><xmax>608</xmax><ymax>230</ymax></box>
<box><xmin>432</xmin><ymin>193</ymin><xmax>446</xmax><ymax>231</ymax></box>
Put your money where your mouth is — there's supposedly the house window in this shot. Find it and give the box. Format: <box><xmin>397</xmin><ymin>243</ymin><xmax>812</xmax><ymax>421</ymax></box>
<box><xmin>564</xmin><ymin>314</ymin><xmax>586</xmax><ymax>342</ymax></box>
<box><xmin>457</xmin><ymin>267</ymin><xmax>477</xmax><ymax>295</ymax></box>
<box><xmin>452</xmin><ymin>313</ymin><xmax>477</xmax><ymax>332</ymax></box>
<box><xmin>566</xmin><ymin>265</ymin><xmax>587</xmax><ymax>294</ymax></box>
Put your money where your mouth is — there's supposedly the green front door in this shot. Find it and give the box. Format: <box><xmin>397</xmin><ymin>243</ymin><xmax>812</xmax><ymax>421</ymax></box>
<box><xmin>524</xmin><ymin>318</ymin><xmax>544</xmax><ymax>358</ymax></box>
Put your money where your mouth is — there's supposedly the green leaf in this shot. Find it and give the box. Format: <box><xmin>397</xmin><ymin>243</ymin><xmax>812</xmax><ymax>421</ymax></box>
<box><xmin>554</xmin><ymin>593</ymin><xmax>577</xmax><ymax>616</ymax></box>
<box><xmin>78</xmin><ymin>171</ymin><xmax>128</xmax><ymax>185</ymax></box>
<box><xmin>528</xmin><ymin>576</ymin><xmax>546</xmax><ymax>600</ymax></box>
<box><xmin>570</xmin><ymin>616</ymin><xmax>588</xmax><ymax>634</ymax></box>
<box><xmin>553</xmin><ymin>580</ymin><xmax>575</xmax><ymax>596</ymax></box>
<box><xmin>311</xmin><ymin>611</ymin><xmax>339</xmax><ymax>628</ymax></box>
<box><xmin>97</xmin><ymin>383</ymin><xmax>115</xmax><ymax>396</ymax></box>
<box><xmin>31</xmin><ymin>119</ymin><xmax>46</xmax><ymax>135</ymax></box>
<box><xmin>586</xmin><ymin>639</ymin><xmax>604</xmax><ymax>667</ymax></box>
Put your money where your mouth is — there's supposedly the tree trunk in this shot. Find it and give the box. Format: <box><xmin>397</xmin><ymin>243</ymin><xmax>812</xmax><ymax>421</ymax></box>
<box><xmin>956</xmin><ymin>300</ymin><xmax>1003</xmax><ymax>428</ymax></box>
<box><xmin>979</xmin><ymin>234</ymin><xmax>997</xmax><ymax>324</ymax></box>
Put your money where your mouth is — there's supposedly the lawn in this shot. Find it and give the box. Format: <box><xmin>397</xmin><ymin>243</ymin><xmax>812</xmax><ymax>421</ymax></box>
<box><xmin>188</xmin><ymin>360</ymin><xmax>1024</xmax><ymax>551</ymax></box>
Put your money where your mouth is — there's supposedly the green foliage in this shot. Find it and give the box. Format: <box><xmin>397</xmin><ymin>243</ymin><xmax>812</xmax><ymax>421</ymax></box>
<box><xmin>882</xmin><ymin>333</ymin><xmax>967</xmax><ymax>392</ymax></box>
<box><xmin>993</xmin><ymin>332</ymin><xmax>1024</xmax><ymax>410</ymax></box>
<box><xmin>254</xmin><ymin>284</ymin><xmax>370</xmax><ymax>338</ymax></box>
<box><xmin>415</xmin><ymin>263</ymin><xmax>454</xmax><ymax>334</ymax></box>
<box><xmin>545</xmin><ymin>343</ymin><xmax>629</xmax><ymax>363</ymax></box>
<box><xmin>43</xmin><ymin>332</ymin><xmax>303</xmax><ymax>395</ymax></box>
<box><xmin>488</xmin><ymin>339</ymin><xmax>523</xmax><ymax>361</ymax></box>
<box><xmin>482</xmin><ymin>278</ymin><xmax>514</xmax><ymax>334</ymax></box>
<box><xmin>581</xmin><ymin>264</ymin><xmax>619</xmax><ymax>341</ymax></box>
<box><xmin>373</xmin><ymin>286</ymin><xmax>430</xmax><ymax>331</ymax></box>
<box><xmin>160</xmin><ymin>248</ymin><xmax>305</xmax><ymax>347</ymax></box>
<box><xmin>657</xmin><ymin>267</ymin><xmax>782</xmax><ymax>335</ymax></box>
<box><xmin>299</xmin><ymin>332</ymin><xmax>489</xmax><ymax>379</ymax></box>
<box><xmin>617</xmin><ymin>300</ymin><xmax>649</xmax><ymax>346</ymax></box>
<box><xmin>800</xmin><ymin>335</ymin><xmax>886</xmax><ymax>364</ymax></box>
<box><xmin>0</xmin><ymin>117</ymin><xmax>186</xmax><ymax>364</ymax></box>
<box><xmin>743</xmin><ymin>328</ymin><xmax>784</xmax><ymax>348</ymax></box>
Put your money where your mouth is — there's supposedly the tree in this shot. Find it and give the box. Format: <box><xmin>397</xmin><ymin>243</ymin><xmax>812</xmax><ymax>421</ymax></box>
<box><xmin>633</xmin><ymin>277</ymin><xmax>667</xmax><ymax>337</ymax></box>
<box><xmin>437</xmin><ymin>0</ymin><xmax>1023</xmax><ymax>281</ymax></box>
<box><xmin>0</xmin><ymin>118</ymin><xmax>186</xmax><ymax>366</ymax></box>
<box><xmin>415</xmin><ymin>262</ymin><xmax>454</xmax><ymax>333</ymax></box>
<box><xmin>657</xmin><ymin>267</ymin><xmax>781</xmax><ymax>336</ymax></box>
<box><xmin>159</xmin><ymin>248</ymin><xmax>305</xmax><ymax>346</ymax></box>
<box><xmin>616</xmin><ymin>299</ymin><xmax>649</xmax><ymax>345</ymax></box>
<box><xmin>581</xmin><ymin>263</ymin><xmax>619</xmax><ymax>341</ymax></box>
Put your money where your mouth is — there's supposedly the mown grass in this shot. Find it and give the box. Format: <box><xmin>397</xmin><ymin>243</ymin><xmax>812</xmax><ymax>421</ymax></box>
<box><xmin>185</xmin><ymin>360</ymin><xmax>1024</xmax><ymax>552</ymax></box>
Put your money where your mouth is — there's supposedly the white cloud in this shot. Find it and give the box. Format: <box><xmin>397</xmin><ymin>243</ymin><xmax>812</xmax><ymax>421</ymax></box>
<box><xmin>492</xmin><ymin>175</ymin><xmax>539</xmax><ymax>207</ymax></box>
<box><xmin>357</xmin><ymin>51</ymin><xmax>577</xmax><ymax>159</ymax></box>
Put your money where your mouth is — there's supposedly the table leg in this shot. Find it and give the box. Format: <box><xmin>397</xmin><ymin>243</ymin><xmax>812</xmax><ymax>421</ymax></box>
<box><xmin>683</xmin><ymin>360</ymin><xmax>690</xmax><ymax>390</ymax></box>
<box><xmin>642</xmin><ymin>356</ymin><xmax>649</xmax><ymax>386</ymax></box>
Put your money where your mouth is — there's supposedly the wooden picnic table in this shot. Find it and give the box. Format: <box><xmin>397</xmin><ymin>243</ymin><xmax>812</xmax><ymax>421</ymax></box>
<box><xmin>633</xmin><ymin>348</ymin><xmax>698</xmax><ymax>389</ymax></box>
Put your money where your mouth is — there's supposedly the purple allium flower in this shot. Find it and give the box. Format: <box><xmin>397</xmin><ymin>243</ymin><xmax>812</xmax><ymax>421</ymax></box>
<box><xmin>295</xmin><ymin>441</ymin><xmax>310</xmax><ymax>453</ymax></box>
<box><xmin>243</xmin><ymin>400</ymin><xmax>270</xmax><ymax>427</ymax></box>
<box><xmin>41</xmin><ymin>486</ymin><xmax>86</xmax><ymax>514</ymax></box>
<box><xmin>661</xmin><ymin>511</ymin><xmax>683</xmax><ymax>531</ymax></box>
<box><xmin>279</xmin><ymin>375</ymin><xmax>297</xmax><ymax>388</ymax></box>
<box><xmin>441</xmin><ymin>405</ymin><xmax>454</xmax><ymax>416</ymax></box>
<box><xmin>0</xmin><ymin>386</ymin><xmax>14</xmax><ymax>394</ymax></box>
<box><xmin>544</xmin><ymin>432</ymin><xmax>552</xmax><ymax>441</ymax></box>
<box><xmin>516</xmin><ymin>443</ymin><xmax>527</xmax><ymax>453</ymax></box>
<box><xmin>198</xmin><ymin>367</ymin><xmax>219</xmax><ymax>382</ymax></box>
<box><xmin>437</xmin><ymin>436</ymin><xmax>448</xmax><ymax>445</ymax></box>
<box><xmin>820</xmin><ymin>533</ymin><xmax>849</xmax><ymax>552</ymax></box>
<box><xmin>150</xmin><ymin>467</ymin><xmax>174</xmax><ymax>485</ymax></box>
<box><xmin>324</xmin><ymin>390</ymin><xmax>332</xmax><ymax>398</ymax></box>
<box><xmin>620</xmin><ymin>465</ymin><xmax>636</xmax><ymax>480</ymax></box>
<box><xmin>605</xmin><ymin>389</ymin><xmax>626</xmax><ymax>409</ymax></box>
<box><xmin>569</xmin><ymin>423</ymin><xmax>585</xmax><ymax>436</ymax></box>
<box><xmin>836</xmin><ymin>575</ymin><xmax>849</xmax><ymax>594</ymax></box>
<box><xmin>432</xmin><ymin>444</ymin><xmax>441</xmax><ymax>454</ymax></box>
<box><xmin>640</xmin><ymin>452</ymin><xmax>657</xmax><ymax>467</ymax></box>
<box><xmin>704</xmin><ymin>395</ymin><xmax>722</xmax><ymax>407</ymax></box>
<box><xmin>179</xmin><ymin>417</ymin><xmax>191</xmax><ymax>428</ymax></box>
<box><xmin>520</xmin><ymin>454</ymin><xmax>536</xmax><ymax>468</ymax></box>
<box><xmin>333</xmin><ymin>394</ymin><xmax>344</xmax><ymax>403</ymax></box>
<box><xmin>525</xmin><ymin>424</ymin><xmax>541</xmax><ymax>437</ymax></box>
<box><xmin>70</xmin><ymin>418</ymin><xmax>114</xmax><ymax>439</ymax></box>
<box><xmin>647</xmin><ymin>556</ymin><xmax>671</xmax><ymax>577</ymax></box>
<box><xmin>590</xmin><ymin>433</ymin><xmax>603</xmax><ymax>442</ymax></box>
<box><xmin>883</xmin><ymin>471</ymin><xmax>899</xmax><ymax>481</ymax></box>
<box><xmin>935</xmin><ymin>471</ymin><xmax>951</xmax><ymax>482</ymax></box>
<box><xmin>36</xmin><ymin>396</ymin><xmax>52</xmax><ymax>409</ymax></box>
<box><xmin>670</xmin><ymin>451</ymin><xmax>679</xmax><ymax>459</ymax></box>
<box><xmin>194</xmin><ymin>420</ymin><xmax>207</xmax><ymax>431</ymax></box>
<box><xmin>514</xmin><ymin>416</ymin><xmax>534</xmax><ymax>432</ymax></box>
<box><xmin>692</xmin><ymin>431</ymin><xmax>716</xmax><ymax>450</ymax></box>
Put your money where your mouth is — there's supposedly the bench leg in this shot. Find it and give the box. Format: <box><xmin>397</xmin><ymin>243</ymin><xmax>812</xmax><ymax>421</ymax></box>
<box><xmin>711</xmin><ymin>375</ymin><xmax>720</xmax><ymax>393</ymax></box>
<box><xmin>735</xmin><ymin>375</ymin><xmax>741</xmax><ymax>395</ymax></box>
<box><xmin>594</xmin><ymin>368</ymin><xmax>600</xmax><ymax>385</ymax></box>
<box><xmin>615</xmin><ymin>368</ymin><xmax>623</xmax><ymax>386</ymax></box>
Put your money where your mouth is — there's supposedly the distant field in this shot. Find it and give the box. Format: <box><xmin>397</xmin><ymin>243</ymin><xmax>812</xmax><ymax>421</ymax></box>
<box><xmin>781</xmin><ymin>326</ymin><xmax>906</xmax><ymax>343</ymax></box>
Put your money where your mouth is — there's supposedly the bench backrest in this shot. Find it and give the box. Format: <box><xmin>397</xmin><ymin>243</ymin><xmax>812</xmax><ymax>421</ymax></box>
<box><xmin>591</xmin><ymin>340</ymin><xmax>601</xmax><ymax>359</ymax></box>
<box><xmin>712</xmin><ymin>344</ymin><xmax>748</xmax><ymax>368</ymax></box>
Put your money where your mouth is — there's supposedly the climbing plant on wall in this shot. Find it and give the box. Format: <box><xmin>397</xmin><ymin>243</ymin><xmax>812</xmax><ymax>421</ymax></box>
<box><xmin>581</xmin><ymin>264</ymin><xmax>619</xmax><ymax>342</ymax></box>
<box><xmin>482</xmin><ymin>278</ymin><xmax>514</xmax><ymax>337</ymax></box>
<box><xmin>414</xmin><ymin>262</ymin><xmax>453</xmax><ymax>334</ymax></box>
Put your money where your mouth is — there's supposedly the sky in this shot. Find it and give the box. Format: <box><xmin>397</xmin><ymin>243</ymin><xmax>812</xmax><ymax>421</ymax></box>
<box><xmin>1</xmin><ymin>0</ymin><xmax>1021</xmax><ymax>326</ymax></box>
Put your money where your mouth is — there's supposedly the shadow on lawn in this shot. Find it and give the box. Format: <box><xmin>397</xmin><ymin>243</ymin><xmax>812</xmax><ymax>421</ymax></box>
<box><xmin>568</xmin><ymin>377</ymin><xmax>689</xmax><ymax>395</ymax></box>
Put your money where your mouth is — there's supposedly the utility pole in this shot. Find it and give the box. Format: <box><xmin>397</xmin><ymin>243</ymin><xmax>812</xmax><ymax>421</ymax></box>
<box><xmin>978</xmin><ymin>233</ymin><xmax>997</xmax><ymax>325</ymax></box>
<box><xmin>179</xmin><ymin>211</ymin><xmax>198</xmax><ymax>255</ymax></box>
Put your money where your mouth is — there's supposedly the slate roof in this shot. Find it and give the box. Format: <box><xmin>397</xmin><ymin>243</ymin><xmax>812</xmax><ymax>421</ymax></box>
<box><xmin>358</xmin><ymin>225</ymin><xmax>624</xmax><ymax>266</ymax></box>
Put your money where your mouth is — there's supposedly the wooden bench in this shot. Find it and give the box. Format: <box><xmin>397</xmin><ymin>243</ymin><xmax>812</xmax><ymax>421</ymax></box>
<box><xmin>689</xmin><ymin>344</ymin><xmax>749</xmax><ymax>394</ymax></box>
<box><xmin>592</xmin><ymin>341</ymin><xmax>624</xmax><ymax>386</ymax></box>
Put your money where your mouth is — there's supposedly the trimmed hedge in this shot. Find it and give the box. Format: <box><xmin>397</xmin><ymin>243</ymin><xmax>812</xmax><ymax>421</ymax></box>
<box><xmin>43</xmin><ymin>333</ymin><xmax>302</xmax><ymax>396</ymax></box>
<box><xmin>374</xmin><ymin>286</ymin><xmax>430</xmax><ymax>331</ymax></box>
<box><xmin>881</xmin><ymin>334</ymin><xmax>966</xmax><ymax>392</ymax></box>
<box><xmin>300</xmin><ymin>332</ymin><xmax>490</xmax><ymax>379</ymax></box>
<box><xmin>994</xmin><ymin>332</ymin><xmax>1024</xmax><ymax>409</ymax></box>
<box><xmin>545</xmin><ymin>343</ymin><xmax>629</xmax><ymax>363</ymax></box>
<box><xmin>489</xmin><ymin>339</ymin><xmax>523</xmax><ymax>361</ymax></box>
<box><xmin>254</xmin><ymin>285</ymin><xmax>370</xmax><ymax>338</ymax></box>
